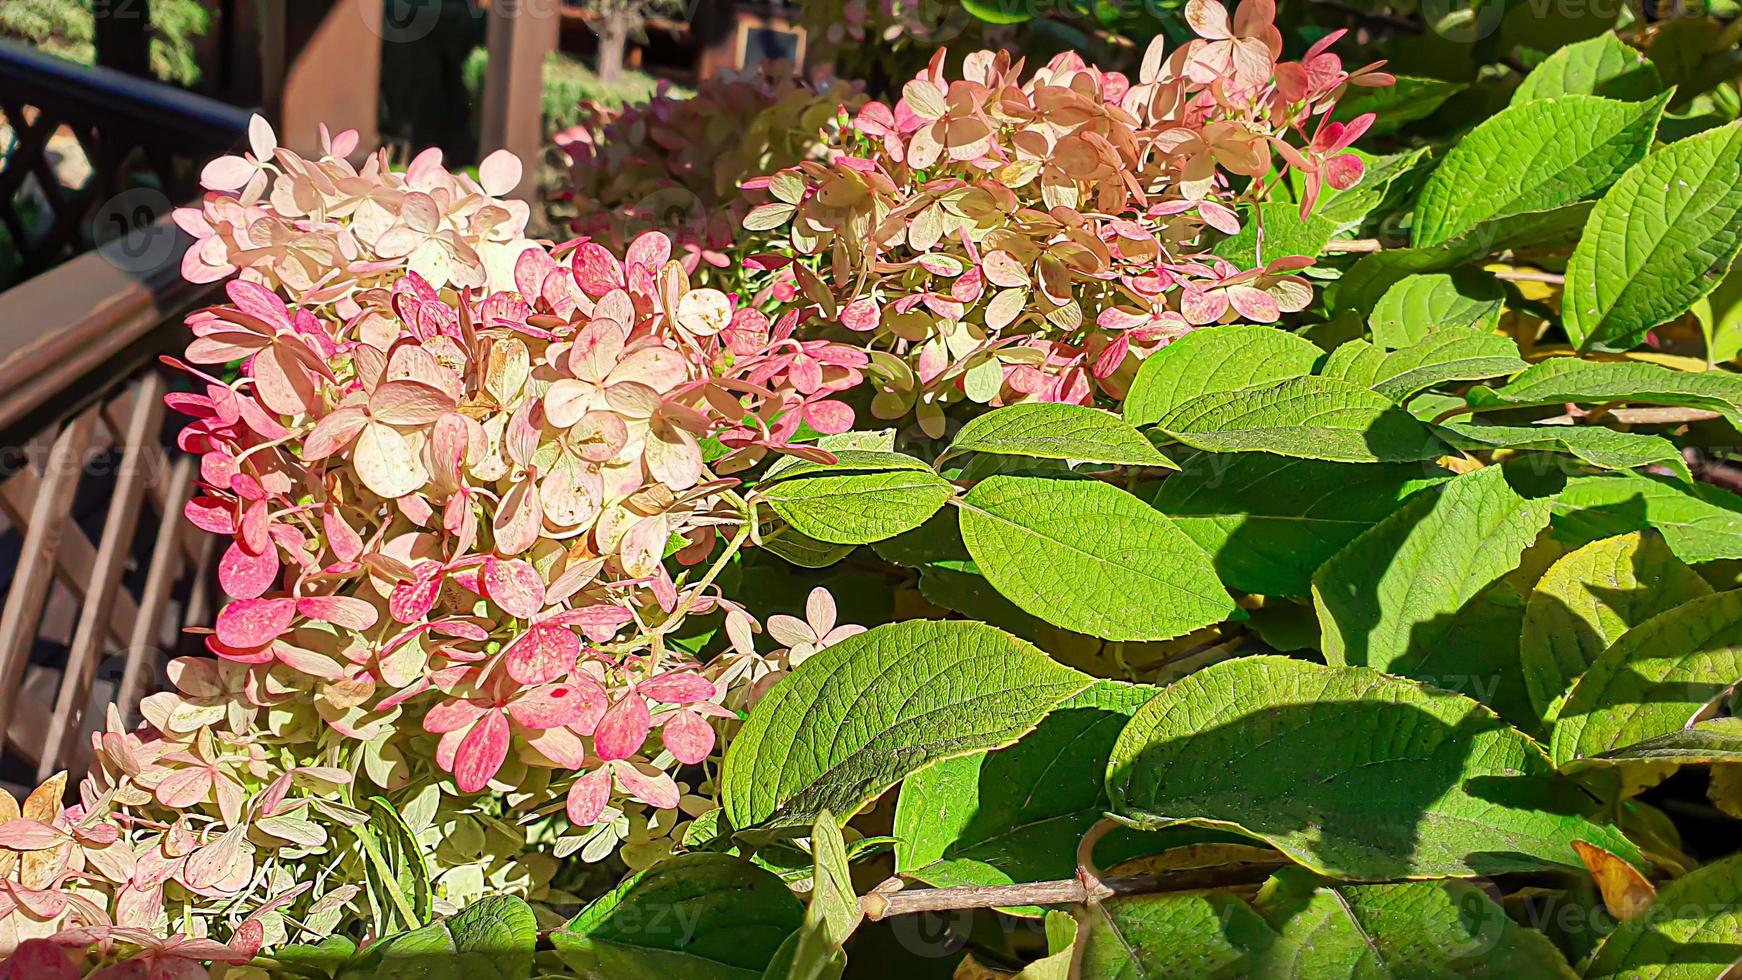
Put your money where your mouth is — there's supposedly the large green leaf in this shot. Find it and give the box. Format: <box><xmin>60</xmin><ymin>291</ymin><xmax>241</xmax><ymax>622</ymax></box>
<box><xmin>893</xmin><ymin>681</ymin><xmax>1155</xmax><ymax>909</ymax></box>
<box><xmin>1151</xmin><ymin>453</ymin><xmax>1442</xmax><ymax>598</ymax></box>
<box><xmin>1368</xmin><ymin>270</ymin><xmax>1506</xmax><ymax>349</ymax></box>
<box><xmin>767</xmin><ymin>811</ymin><xmax>857</xmax><ymax>980</ymax></box>
<box><xmin>1511</xmin><ymin>33</ymin><xmax>1665</xmax><ymax>103</ymax></box>
<box><xmin>339</xmin><ymin>895</ymin><xmax>537</xmax><ymax>980</ymax></box>
<box><xmin>1586</xmin><ymin>717</ymin><xmax>1742</xmax><ymax>764</ymax></box>
<box><xmin>552</xmin><ymin>854</ymin><xmax>802</xmax><ymax>980</ymax></box>
<box><xmin>1319</xmin><ymin>330</ymin><xmax>1528</xmax><ymax>402</ymax></box>
<box><xmin>958</xmin><ymin>476</ymin><xmax>1235</xmax><ymax>641</ymax></box>
<box><xmin>1584</xmin><ymin>852</ymin><xmax>1742</xmax><ymax>979</ymax></box>
<box><xmin>1210</xmin><ymin>202</ymin><xmax>1338</xmax><ymax>266</ymax></box>
<box><xmin>1315</xmin><ymin>147</ymin><xmax>1436</xmax><ymax>232</ymax></box>
<box><xmin>1550</xmin><ymin>590</ymin><xmax>1742</xmax><ymax>766</ymax></box>
<box><xmin>720</xmin><ymin>620</ymin><xmax>1090</xmax><ymax>832</ymax></box>
<box><xmin>1520</xmin><ymin>531</ymin><xmax>1712</xmax><ymax>726</ymax></box>
<box><xmin>1333</xmin><ymin>75</ymin><xmax>1466</xmax><ymax>134</ymax></box>
<box><xmin>1123</xmin><ymin>325</ymin><xmax>1323</xmax><ymax>427</ymax></box>
<box><xmin>1467</xmin><ymin>356</ymin><xmax>1742</xmax><ymax>428</ymax></box>
<box><xmin>1075</xmin><ymin>892</ymin><xmax>1277</xmax><ymax>980</ymax></box>
<box><xmin>1155</xmin><ymin>376</ymin><xmax>1448</xmax><ymax>463</ymax></box>
<box><xmin>1254</xmin><ymin>869</ymin><xmax>1580</xmax><ymax>978</ymax></box>
<box><xmin>1551</xmin><ymin>473</ymin><xmax>1742</xmax><ymax>563</ymax></box>
<box><xmin>1330</xmin><ymin>204</ymin><xmax>1594</xmax><ymax>316</ymax></box>
<box><xmin>1696</xmin><ymin>258</ymin><xmax>1742</xmax><ymax>366</ymax></box>
<box><xmin>1566</xmin><ymin>122</ymin><xmax>1742</xmax><ymax>350</ymax></box>
<box><xmin>758</xmin><ymin>451</ymin><xmax>953</xmax><ymax>544</ymax></box>
<box><xmin>941</xmin><ymin>403</ymin><xmax>1174</xmax><ymax>468</ymax></box>
<box><xmin>1314</xmin><ymin>465</ymin><xmax>1552</xmax><ymax>718</ymax></box>
<box><xmin>1414</xmin><ymin>93</ymin><xmax>1668</xmax><ymax>247</ymax></box>
<box><xmin>1438</xmin><ymin>421</ymin><xmax>1693</xmax><ymax>481</ymax></box>
<box><xmin>1106</xmin><ymin>656</ymin><xmax>1639</xmax><ymax>879</ymax></box>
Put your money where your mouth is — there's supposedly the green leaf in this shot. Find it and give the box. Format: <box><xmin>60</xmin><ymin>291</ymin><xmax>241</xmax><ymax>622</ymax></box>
<box><xmin>1319</xmin><ymin>330</ymin><xmax>1528</xmax><ymax>402</ymax></box>
<box><xmin>760</xmin><ymin>448</ymin><xmax>929</xmax><ymax>484</ymax></box>
<box><xmin>1156</xmin><ymin>375</ymin><xmax>1449</xmax><ymax>463</ymax></box>
<box><xmin>941</xmin><ymin>403</ymin><xmax>1175</xmax><ymax>468</ymax></box>
<box><xmin>958</xmin><ymin>476</ymin><xmax>1236</xmax><ymax>641</ymax></box>
<box><xmin>916</xmin><ymin>561</ymin><xmax>1038</xmax><ymax>640</ymax></box>
<box><xmin>1511</xmin><ymin>33</ymin><xmax>1664</xmax><ymax>103</ymax></box>
<box><xmin>1313</xmin><ymin>465</ymin><xmax>1552</xmax><ymax>720</ymax></box>
<box><xmin>1550</xmin><ymin>590</ymin><xmax>1742</xmax><ymax>766</ymax></box>
<box><xmin>1586</xmin><ymin>717</ymin><xmax>1742</xmax><ymax>764</ymax></box>
<box><xmin>1695</xmin><ymin>258</ymin><xmax>1742</xmax><ymax>366</ymax></box>
<box><xmin>1584</xmin><ymin>852</ymin><xmax>1742</xmax><ymax>980</ymax></box>
<box><xmin>1330</xmin><ymin>204</ymin><xmax>1594</xmax><ymax>316</ymax></box>
<box><xmin>553</xmin><ymin>854</ymin><xmax>803</xmax><ymax>980</ymax></box>
<box><xmin>1565</xmin><ymin>122</ymin><xmax>1742</xmax><ymax>350</ymax></box>
<box><xmin>1520</xmin><ymin>531</ymin><xmax>1713</xmax><ymax>726</ymax></box>
<box><xmin>339</xmin><ymin>895</ymin><xmax>537</xmax><ymax>980</ymax></box>
<box><xmin>1314</xmin><ymin>147</ymin><xmax>1436</xmax><ymax>231</ymax></box>
<box><xmin>1551</xmin><ymin>473</ymin><xmax>1742</xmax><ymax>563</ymax></box>
<box><xmin>1467</xmin><ymin>356</ymin><xmax>1742</xmax><ymax>429</ymax></box>
<box><xmin>1333</xmin><ymin>76</ymin><xmax>1467</xmax><ymax>134</ymax></box>
<box><xmin>356</xmin><ymin>797</ymin><xmax>432</xmax><ymax>936</ymax></box>
<box><xmin>1368</xmin><ymin>270</ymin><xmax>1507</xmax><ymax>349</ymax></box>
<box><xmin>959</xmin><ymin>0</ymin><xmax>1033</xmax><ymax>24</ymax></box>
<box><xmin>1106</xmin><ymin>655</ymin><xmax>1640</xmax><ymax>879</ymax></box>
<box><xmin>1209</xmin><ymin>202</ymin><xmax>1338</xmax><ymax>266</ymax></box>
<box><xmin>1076</xmin><ymin>891</ymin><xmax>1277</xmax><ymax>980</ymax></box>
<box><xmin>893</xmin><ymin>680</ymin><xmax>1156</xmax><ymax>910</ymax></box>
<box><xmin>1438</xmin><ymin>421</ymin><xmax>1694</xmax><ymax>481</ymax></box>
<box><xmin>1123</xmin><ymin>325</ymin><xmax>1323</xmax><ymax>427</ymax></box>
<box><xmin>275</xmin><ymin>936</ymin><xmax>358</xmax><ymax>977</ymax></box>
<box><xmin>760</xmin><ymin>528</ymin><xmax>857</xmax><ymax>568</ymax></box>
<box><xmin>1151</xmin><ymin>453</ymin><xmax>1443</xmax><ymax>598</ymax></box>
<box><xmin>1253</xmin><ymin>870</ymin><xmax>1579</xmax><ymax>978</ymax></box>
<box><xmin>759</xmin><ymin>452</ymin><xmax>953</xmax><ymax>545</ymax></box>
<box><xmin>721</xmin><ymin>620</ymin><xmax>1090</xmax><ymax>832</ymax></box>
<box><xmin>772</xmin><ymin>811</ymin><xmax>858</xmax><ymax>980</ymax></box>
<box><xmin>1414</xmin><ymin>93</ymin><xmax>1669</xmax><ymax>247</ymax></box>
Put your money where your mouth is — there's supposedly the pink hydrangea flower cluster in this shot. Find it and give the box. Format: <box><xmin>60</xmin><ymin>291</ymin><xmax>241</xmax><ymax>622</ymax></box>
<box><xmin>0</xmin><ymin>118</ymin><xmax>873</xmax><ymax>966</ymax></box>
<box><xmin>744</xmin><ymin>0</ymin><xmax>1390</xmax><ymax>434</ymax></box>
<box><xmin>166</xmin><ymin>118</ymin><xmax>870</xmax><ymax>820</ymax></box>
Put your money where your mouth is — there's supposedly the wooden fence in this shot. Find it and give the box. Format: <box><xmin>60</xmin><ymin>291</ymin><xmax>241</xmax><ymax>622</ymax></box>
<box><xmin>0</xmin><ymin>45</ymin><xmax>249</xmax><ymax>793</ymax></box>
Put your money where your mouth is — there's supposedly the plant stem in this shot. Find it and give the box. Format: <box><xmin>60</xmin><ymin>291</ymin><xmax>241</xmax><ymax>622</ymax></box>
<box><xmin>859</xmin><ymin>865</ymin><xmax>1278</xmax><ymax>920</ymax></box>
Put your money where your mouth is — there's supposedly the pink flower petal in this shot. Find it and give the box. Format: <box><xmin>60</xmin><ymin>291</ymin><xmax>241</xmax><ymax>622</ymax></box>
<box><xmin>638</xmin><ymin>672</ymin><xmax>717</xmax><ymax>705</ymax></box>
<box><xmin>662</xmin><ymin>710</ymin><xmax>716</xmax><ymax>765</ymax></box>
<box><xmin>453</xmin><ymin>711</ymin><xmax>510</xmax><ymax>793</ymax></box>
<box><xmin>593</xmin><ymin>694</ymin><xmax>651</xmax><ymax>762</ymax></box>
<box><xmin>218</xmin><ymin>540</ymin><xmax>279</xmax><ymax>599</ymax></box>
<box><xmin>613</xmin><ymin>762</ymin><xmax>680</xmax><ymax>810</ymax></box>
<box><xmin>503</xmin><ymin>624</ymin><xmax>580</xmax><ymax>685</ymax></box>
<box><xmin>214</xmin><ymin>597</ymin><xmax>296</xmax><ymax>648</ymax></box>
<box><xmin>2</xmin><ymin>940</ymin><xmax>80</xmax><ymax>980</ymax></box>
<box><xmin>507</xmin><ymin>682</ymin><xmax>588</xmax><ymax>729</ymax></box>
<box><xmin>565</xmin><ymin>766</ymin><xmax>613</xmax><ymax>826</ymax></box>
<box><xmin>483</xmin><ymin>557</ymin><xmax>545</xmax><ymax>619</ymax></box>
<box><xmin>571</xmin><ymin>242</ymin><xmax>626</xmax><ymax>298</ymax></box>
<box><xmin>390</xmin><ymin>562</ymin><xmax>444</xmax><ymax>624</ymax></box>
<box><xmin>295</xmin><ymin>595</ymin><xmax>379</xmax><ymax>631</ymax></box>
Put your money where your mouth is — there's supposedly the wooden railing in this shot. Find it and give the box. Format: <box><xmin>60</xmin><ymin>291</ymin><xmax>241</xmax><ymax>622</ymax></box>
<box><xmin>0</xmin><ymin>52</ymin><xmax>250</xmax><ymax>790</ymax></box>
<box><xmin>0</xmin><ymin>217</ymin><xmax>222</xmax><ymax>788</ymax></box>
<box><xmin>0</xmin><ymin>39</ymin><xmax>253</xmax><ymax>285</ymax></box>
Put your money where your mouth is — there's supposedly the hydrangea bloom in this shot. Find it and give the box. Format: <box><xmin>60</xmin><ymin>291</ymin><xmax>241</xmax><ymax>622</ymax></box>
<box><xmin>0</xmin><ymin>118</ymin><xmax>868</xmax><ymax>966</ymax></box>
<box><xmin>744</xmin><ymin>1</ymin><xmax>1390</xmax><ymax>434</ymax></box>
